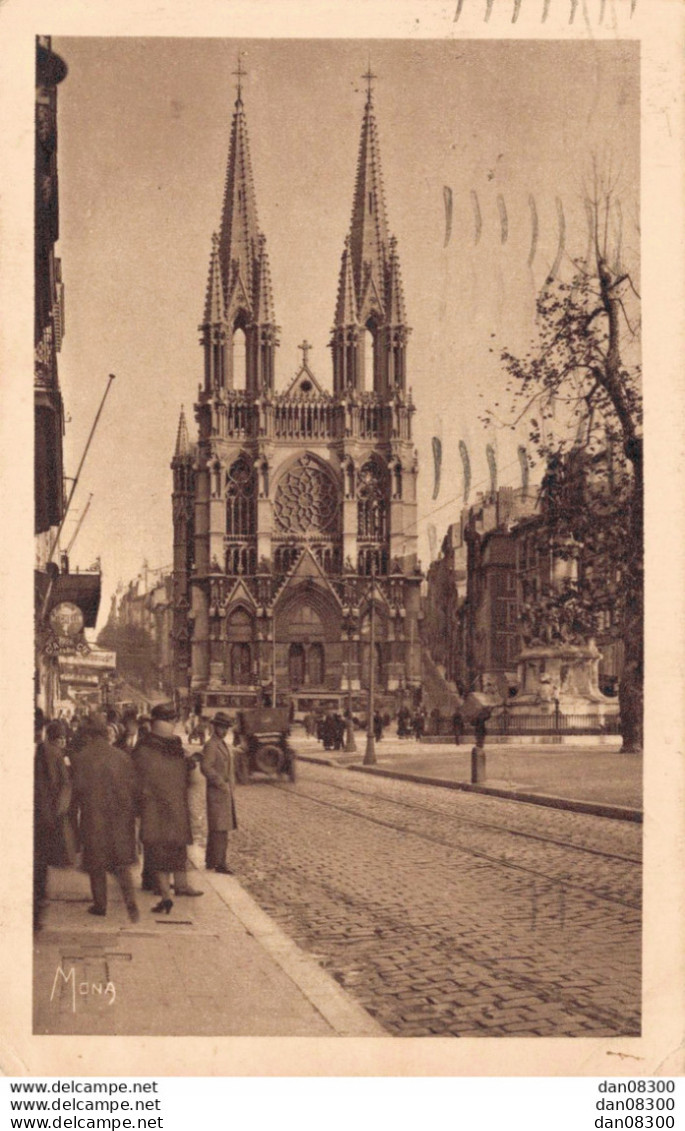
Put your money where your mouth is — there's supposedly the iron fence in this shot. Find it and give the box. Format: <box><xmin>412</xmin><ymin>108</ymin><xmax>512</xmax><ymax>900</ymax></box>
<box><xmin>427</xmin><ymin>711</ymin><xmax>622</xmax><ymax>738</ymax></box>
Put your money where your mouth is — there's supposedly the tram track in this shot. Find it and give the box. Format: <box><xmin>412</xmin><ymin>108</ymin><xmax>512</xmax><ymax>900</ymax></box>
<box><xmin>286</xmin><ymin>772</ymin><xmax>642</xmax><ymax>865</ymax></box>
<box><xmin>270</xmin><ymin>778</ymin><xmax>641</xmax><ymax>912</ymax></box>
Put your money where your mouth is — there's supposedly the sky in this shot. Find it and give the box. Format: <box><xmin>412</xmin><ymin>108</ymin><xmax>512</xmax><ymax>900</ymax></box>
<box><xmin>51</xmin><ymin>37</ymin><xmax>639</xmax><ymax>627</ymax></box>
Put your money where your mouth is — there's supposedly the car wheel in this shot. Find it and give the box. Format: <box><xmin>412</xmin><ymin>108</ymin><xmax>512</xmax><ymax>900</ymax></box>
<box><xmin>255</xmin><ymin>744</ymin><xmax>284</xmax><ymax>775</ymax></box>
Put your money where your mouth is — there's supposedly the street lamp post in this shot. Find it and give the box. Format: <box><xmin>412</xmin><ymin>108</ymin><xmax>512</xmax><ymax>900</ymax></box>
<box><xmin>272</xmin><ymin>611</ymin><xmax>277</xmax><ymax>708</ymax></box>
<box><xmin>364</xmin><ymin>567</ymin><xmax>377</xmax><ymax>766</ymax></box>
<box><xmin>344</xmin><ymin>617</ymin><xmax>357</xmax><ymax>753</ymax></box>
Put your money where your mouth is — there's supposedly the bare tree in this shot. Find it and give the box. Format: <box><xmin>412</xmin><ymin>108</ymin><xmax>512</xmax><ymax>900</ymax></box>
<box><xmin>496</xmin><ymin>173</ymin><xmax>642</xmax><ymax>751</ymax></box>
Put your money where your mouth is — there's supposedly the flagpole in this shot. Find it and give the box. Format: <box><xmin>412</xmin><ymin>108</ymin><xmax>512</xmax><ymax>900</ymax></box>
<box><xmin>45</xmin><ymin>374</ymin><xmax>115</xmax><ymax>565</ymax></box>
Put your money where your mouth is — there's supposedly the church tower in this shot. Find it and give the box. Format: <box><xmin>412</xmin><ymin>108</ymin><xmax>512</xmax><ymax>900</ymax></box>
<box><xmin>172</xmin><ymin>69</ymin><xmax>421</xmax><ymax>715</ymax></box>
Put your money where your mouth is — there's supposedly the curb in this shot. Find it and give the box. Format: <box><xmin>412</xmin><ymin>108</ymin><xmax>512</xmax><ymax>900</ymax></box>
<box><xmin>297</xmin><ymin>753</ymin><xmax>641</xmax><ymax>823</ymax></box>
<box><xmin>187</xmin><ymin>846</ymin><xmax>385</xmax><ymax>1037</ymax></box>
<box><xmin>346</xmin><ymin>765</ymin><xmax>642</xmax><ymax>823</ymax></box>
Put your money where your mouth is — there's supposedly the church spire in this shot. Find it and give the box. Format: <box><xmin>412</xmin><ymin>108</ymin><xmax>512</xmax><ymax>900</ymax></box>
<box><xmin>335</xmin><ymin>235</ymin><xmax>359</xmax><ymax>326</ymax></box>
<box><xmin>218</xmin><ymin>82</ymin><xmax>262</xmax><ymax>323</ymax></box>
<box><xmin>254</xmin><ymin>233</ymin><xmax>276</xmax><ymax>326</ymax></box>
<box><xmin>173</xmin><ymin>405</ymin><xmax>190</xmax><ymax>460</ymax></box>
<box><xmin>348</xmin><ymin>71</ymin><xmax>390</xmax><ymax>320</ymax></box>
<box><xmin>203</xmin><ymin>232</ymin><xmax>225</xmax><ymax>325</ymax></box>
<box><xmin>200</xmin><ymin>232</ymin><xmax>228</xmax><ymax>392</ymax></box>
<box><xmin>208</xmin><ymin>71</ymin><xmax>278</xmax><ymax>395</ymax></box>
<box><xmin>386</xmin><ymin>234</ymin><xmax>407</xmax><ymax>326</ymax></box>
<box><xmin>332</xmin><ymin>73</ymin><xmax>409</xmax><ymax>396</ymax></box>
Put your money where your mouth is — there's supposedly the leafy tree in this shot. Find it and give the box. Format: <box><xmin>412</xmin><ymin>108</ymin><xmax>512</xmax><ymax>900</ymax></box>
<box><xmin>495</xmin><ymin>188</ymin><xmax>642</xmax><ymax>751</ymax></box>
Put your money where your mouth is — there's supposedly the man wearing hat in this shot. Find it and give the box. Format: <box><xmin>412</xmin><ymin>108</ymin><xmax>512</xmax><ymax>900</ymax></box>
<box><xmin>200</xmin><ymin>712</ymin><xmax>237</xmax><ymax>874</ymax></box>
<box><xmin>116</xmin><ymin>708</ymin><xmax>141</xmax><ymax>755</ymax></box>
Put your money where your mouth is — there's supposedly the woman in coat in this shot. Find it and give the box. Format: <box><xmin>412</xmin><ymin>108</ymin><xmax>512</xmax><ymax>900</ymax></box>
<box><xmin>200</xmin><ymin>712</ymin><xmax>237</xmax><ymax>874</ymax></box>
<box><xmin>73</xmin><ymin>713</ymin><xmax>139</xmax><ymax>922</ymax></box>
<box><xmin>134</xmin><ymin>702</ymin><xmax>201</xmax><ymax>913</ymax></box>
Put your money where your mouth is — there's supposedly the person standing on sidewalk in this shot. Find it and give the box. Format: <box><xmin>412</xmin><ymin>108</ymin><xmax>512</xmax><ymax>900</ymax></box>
<box><xmin>116</xmin><ymin>708</ymin><xmax>141</xmax><ymax>755</ymax></box>
<box><xmin>135</xmin><ymin>701</ymin><xmax>203</xmax><ymax>913</ymax></box>
<box><xmin>200</xmin><ymin>712</ymin><xmax>237</xmax><ymax>875</ymax></box>
<box><xmin>72</xmin><ymin>713</ymin><xmax>139</xmax><ymax>922</ymax></box>
<box><xmin>451</xmin><ymin>707</ymin><xmax>463</xmax><ymax>747</ymax></box>
<box><xmin>34</xmin><ymin>717</ymin><xmax>74</xmax><ymax>930</ymax></box>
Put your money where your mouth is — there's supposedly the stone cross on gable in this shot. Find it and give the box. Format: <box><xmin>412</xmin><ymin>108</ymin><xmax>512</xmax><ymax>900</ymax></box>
<box><xmin>298</xmin><ymin>340</ymin><xmax>313</xmax><ymax>368</ymax></box>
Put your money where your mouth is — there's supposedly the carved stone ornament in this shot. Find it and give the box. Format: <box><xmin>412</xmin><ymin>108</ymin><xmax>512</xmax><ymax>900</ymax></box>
<box><xmin>274</xmin><ymin>456</ymin><xmax>339</xmax><ymax>535</ymax></box>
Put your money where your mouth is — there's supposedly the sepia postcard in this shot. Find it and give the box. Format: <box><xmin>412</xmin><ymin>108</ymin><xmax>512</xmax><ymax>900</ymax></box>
<box><xmin>0</xmin><ymin>0</ymin><xmax>683</xmax><ymax>1081</ymax></box>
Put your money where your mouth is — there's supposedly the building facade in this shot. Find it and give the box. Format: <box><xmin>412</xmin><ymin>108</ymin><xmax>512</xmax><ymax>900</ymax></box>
<box><xmin>34</xmin><ymin>37</ymin><xmax>101</xmax><ymax>718</ymax></box>
<box><xmin>172</xmin><ymin>78</ymin><xmax>422</xmax><ymax>716</ymax></box>
<box><xmin>423</xmin><ymin>522</ymin><xmax>468</xmax><ymax>695</ymax></box>
<box><xmin>100</xmin><ymin>567</ymin><xmax>174</xmax><ymax>700</ymax></box>
<box><xmin>425</xmin><ymin>477</ymin><xmax>624</xmax><ymax>702</ymax></box>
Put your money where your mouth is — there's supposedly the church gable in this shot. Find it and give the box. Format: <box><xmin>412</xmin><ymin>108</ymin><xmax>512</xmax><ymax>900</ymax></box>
<box><xmin>358</xmin><ymin>266</ymin><xmax>386</xmax><ymax>326</ymax></box>
<box><xmin>282</xmin><ymin>363</ymin><xmax>329</xmax><ymax>399</ymax></box>
<box><xmin>276</xmin><ymin>547</ymin><xmax>342</xmax><ymax>607</ymax></box>
<box><xmin>225</xmin><ymin>268</ymin><xmax>254</xmax><ymax>325</ymax></box>
<box><xmin>224</xmin><ymin>577</ymin><xmax>257</xmax><ymax>611</ymax></box>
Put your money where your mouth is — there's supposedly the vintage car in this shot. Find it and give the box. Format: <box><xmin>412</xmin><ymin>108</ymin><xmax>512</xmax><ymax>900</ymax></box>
<box><xmin>233</xmin><ymin>706</ymin><xmax>296</xmax><ymax>784</ymax></box>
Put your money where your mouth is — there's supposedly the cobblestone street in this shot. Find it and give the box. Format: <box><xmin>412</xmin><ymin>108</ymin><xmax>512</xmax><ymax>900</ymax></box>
<box><xmin>210</xmin><ymin>759</ymin><xmax>641</xmax><ymax>1038</ymax></box>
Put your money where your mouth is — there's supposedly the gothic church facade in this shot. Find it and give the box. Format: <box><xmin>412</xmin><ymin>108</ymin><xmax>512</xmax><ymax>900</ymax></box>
<box><xmin>171</xmin><ymin>75</ymin><xmax>422</xmax><ymax>716</ymax></box>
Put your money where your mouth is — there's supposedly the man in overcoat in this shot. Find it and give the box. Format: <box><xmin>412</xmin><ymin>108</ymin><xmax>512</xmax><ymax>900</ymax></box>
<box><xmin>72</xmin><ymin>713</ymin><xmax>139</xmax><ymax>921</ymax></box>
<box><xmin>200</xmin><ymin>711</ymin><xmax>237</xmax><ymax>875</ymax></box>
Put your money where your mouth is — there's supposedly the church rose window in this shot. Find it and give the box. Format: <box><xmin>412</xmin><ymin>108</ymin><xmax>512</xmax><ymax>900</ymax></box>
<box><xmin>274</xmin><ymin>456</ymin><xmax>339</xmax><ymax>535</ymax></box>
<box><xmin>226</xmin><ymin>458</ymin><xmax>256</xmax><ymax>536</ymax></box>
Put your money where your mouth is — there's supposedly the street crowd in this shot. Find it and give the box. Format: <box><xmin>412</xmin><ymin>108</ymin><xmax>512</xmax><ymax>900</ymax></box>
<box><xmin>306</xmin><ymin>704</ymin><xmax>465</xmax><ymax>749</ymax></box>
<box><xmin>33</xmin><ymin>703</ymin><xmax>238</xmax><ymax>931</ymax></box>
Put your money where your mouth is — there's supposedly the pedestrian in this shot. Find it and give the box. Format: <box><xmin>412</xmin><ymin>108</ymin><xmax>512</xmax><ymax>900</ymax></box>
<box><xmin>114</xmin><ymin>709</ymin><xmax>155</xmax><ymax>890</ymax></box>
<box><xmin>34</xmin><ymin>717</ymin><xmax>74</xmax><ymax>930</ymax></box>
<box><xmin>134</xmin><ymin>701</ymin><xmax>203</xmax><ymax>913</ymax></box>
<box><xmin>322</xmin><ymin>712</ymin><xmax>336</xmax><ymax>751</ymax></box>
<box><xmin>200</xmin><ymin>711</ymin><xmax>238</xmax><ymax>875</ymax></box>
<box><xmin>72</xmin><ymin>713</ymin><xmax>139</xmax><ymax>922</ymax></box>
<box><xmin>116</xmin><ymin>708</ymin><xmax>141</xmax><ymax>755</ymax></box>
<box><xmin>332</xmin><ymin>713</ymin><xmax>345</xmax><ymax>751</ymax></box>
<box><xmin>430</xmin><ymin>706</ymin><xmax>441</xmax><ymax>736</ymax></box>
<box><xmin>373</xmin><ymin>711</ymin><xmax>384</xmax><ymax>742</ymax></box>
<box><xmin>474</xmin><ymin>712</ymin><xmax>488</xmax><ymax>749</ymax></box>
<box><xmin>452</xmin><ymin>707</ymin><xmax>463</xmax><ymax>746</ymax></box>
<box><xmin>412</xmin><ymin>708</ymin><xmax>425</xmax><ymax>740</ymax></box>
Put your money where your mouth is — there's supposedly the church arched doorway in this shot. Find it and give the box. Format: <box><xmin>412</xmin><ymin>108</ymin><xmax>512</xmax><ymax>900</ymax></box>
<box><xmin>288</xmin><ymin>643</ymin><xmax>306</xmax><ymax>689</ymax></box>
<box><xmin>309</xmin><ymin>642</ymin><xmax>325</xmax><ymax>687</ymax></box>
<box><xmin>277</xmin><ymin>591</ymin><xmax>339</xmax><ymax>693</ymax></box>
<box><xmin>226</xmin><ymin>607</ymin><xmax>254</xmax><ymax>686</ymax></box>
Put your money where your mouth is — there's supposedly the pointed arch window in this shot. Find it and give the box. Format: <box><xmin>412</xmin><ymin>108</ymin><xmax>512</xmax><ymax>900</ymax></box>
<box><xmin>230</xmin><ymin>643</ymin><xmax>252</xmax><ymax>685</ymax></box>
<box><xmin>226</xmin><ymin>458</ymin><xmax>256</xmax><ymax>537</ymax></box>
<box><xmin>309</xmin><ymin>643</ymin><xmax>325</xmax><ymax>686</ymax></box>
<box><xmin>357</xmin><ymin>461</ymin><xmax>387</xmax><ymax>542</ymax></box>
<box><xmin>288</xmin><ymin>644</ymin><xmax>305</xmax><ymax>689</ymax></box>
<box><xmin>232</xmin><ymin>326</ymin><xmax>247</xmax><ymax>390</ymax></box>
<box><xmin>363</xmin><ymin>324</ymin><xmax>375</xmax><ymax>390</ymax></box>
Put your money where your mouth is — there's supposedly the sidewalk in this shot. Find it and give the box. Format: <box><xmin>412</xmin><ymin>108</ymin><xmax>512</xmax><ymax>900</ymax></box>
<box><xmin>33</xmin><ymin>852</ymin><xmax>383</xmax><ymax>1037</ymax></box>
<box><xmin>295</xmin><ymin>733</ymin><xmax>642</xmax><ymax>818</ymax></box>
